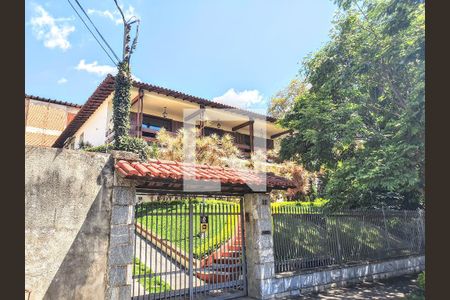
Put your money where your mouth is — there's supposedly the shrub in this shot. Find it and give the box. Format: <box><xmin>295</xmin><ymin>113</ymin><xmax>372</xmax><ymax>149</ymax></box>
<box><xmin>155</xmin><ymin>128</ymin><xmax>241</xmax><ymax>166</ymax></box>
<box><xmin>84</xmin><ymin>143</ymin><xmax>113</xmax><ymax>153</ymax></box>
<box><xmin>406</xmin><ymin>272</ymin><xmax>425</xmax><ymax>300</ymax></box>
<box><xmin>84</xmin><ymin>136</ymin><xmax>152</xmax><ymax>161</ymax></box>
<box><xmin>271</xmin><ymin>198</ymin><xmax>329</xmax><ymax>210</ymax></box>
<box><xmin>418</xmin><ymin>271</ymin><xmax>425</xmax><ymax>290</ymax></box>
<box><xmin>115</xmin><ymin>136</ymin><xmax>150</xmax><ymax>160</ymax></box>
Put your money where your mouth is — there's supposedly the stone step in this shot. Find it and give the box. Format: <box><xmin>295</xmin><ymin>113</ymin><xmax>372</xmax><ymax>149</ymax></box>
<box><xmin>195</xmin><ymin>270</ymin><xmax>240</xmax><ymax>284</ymax></box>
<box><xmin>227</xmin><ymin>245</ymin><xmax>242</xmax><ymax>251</ymax></box>
<box><xmin>219</xmin><ymin>251</ymin><xmax>242</xmax><ymax>258</ymax></box>
<box><xmin>213</xmin><ymin>257</ymin><xmax>241</xmax><ymax>265</ymax></box>
<box><xmin>207</xmin><ymin>263</ymin><xmax>242</xmax><ymax>273</ymax></box>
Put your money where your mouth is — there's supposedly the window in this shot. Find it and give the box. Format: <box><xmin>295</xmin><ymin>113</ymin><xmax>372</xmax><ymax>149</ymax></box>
<box><xmin>142</xmin><ymin>115</ymin><xmax>172</xmax><ymax>137</ymax></box>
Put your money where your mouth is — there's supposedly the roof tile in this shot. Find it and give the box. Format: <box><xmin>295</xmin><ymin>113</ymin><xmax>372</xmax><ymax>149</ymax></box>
<box><xmin>114</xmin><ymin>159</ymin><xmax>295</xmax><ymax>190</ymax></box>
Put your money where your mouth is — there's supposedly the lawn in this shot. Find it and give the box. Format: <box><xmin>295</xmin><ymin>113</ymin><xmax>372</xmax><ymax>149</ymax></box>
<box><xmin>133</xmin><ymin>257</ymin><xmax>171</xmax><ymax>293</ymax></box>
<box><xmin>136</xmin><ymin>198</ymin><xmax>240</xmax><ymax>259</ymax></box>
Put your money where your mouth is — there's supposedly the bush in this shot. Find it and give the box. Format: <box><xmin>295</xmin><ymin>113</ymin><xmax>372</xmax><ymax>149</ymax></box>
<box><xmin>115</xmin><ymin>136</ymin><xmax>150</xmax><ymax>160</ymax></box>
<box><xmin>406</xmin><ymin>272</ymin><xmax>425</xmax><ymax>300</ymax></box>
<box><xmin>84</xmin><ymin>143</ymin><xmax>113</xmax><ymax>153</ymax></box>
<box><xmin>418</xmin><ymin>271</ymin><xmax>425</xmax><ymax>290</ymax></box>
<box><xmin>271</xmin><ymin>198</ymin><xmax>329</xmax><ymax>210</ymax></box>
<box><xmin>84</xmin><ymin>136</ymin><xmax>153</xmax><ymax>161</ymax></box>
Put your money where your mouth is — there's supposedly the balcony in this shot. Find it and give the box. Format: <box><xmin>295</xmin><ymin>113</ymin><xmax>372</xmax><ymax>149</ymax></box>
<box><xmin>127</xmin><ymin>113</ymin><xmax>274</xmax><ymax>154</ymax></box>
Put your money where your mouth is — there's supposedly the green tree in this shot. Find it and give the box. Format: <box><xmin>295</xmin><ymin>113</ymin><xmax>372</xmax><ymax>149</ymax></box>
<box><xmin>268</xmin><ymin>79</ymin><xmax>309</xmax><ymax>120</ymax></box>
<box><xmin>280</xmin><ymin>0</ymin><xmax>425</xmax><ymax>209</ymax></box>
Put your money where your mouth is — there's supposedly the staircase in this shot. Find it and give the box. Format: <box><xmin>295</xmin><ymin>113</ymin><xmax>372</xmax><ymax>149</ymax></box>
<box><xmin>195</xmin><ymin>221</ymin><xmax>244</xmax><ymax>284</ymax></box>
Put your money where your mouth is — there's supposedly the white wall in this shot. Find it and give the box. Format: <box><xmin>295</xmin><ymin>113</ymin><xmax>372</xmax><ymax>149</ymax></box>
<box><xmin>74</xmin><ymin>97</ymin><xmax>111</xmax><ymax>148</ymax></box>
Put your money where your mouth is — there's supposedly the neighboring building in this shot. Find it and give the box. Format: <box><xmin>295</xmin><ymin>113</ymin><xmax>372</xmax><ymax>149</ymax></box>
<box><xmin>25</xmin><ymin>94</ymin><xmax>81</xmax><ymax>147</ymax></box>
<box><xmin>53</xmin><ymin>75</ymin><xmax>291</xmax><ymax>155</ymax></box>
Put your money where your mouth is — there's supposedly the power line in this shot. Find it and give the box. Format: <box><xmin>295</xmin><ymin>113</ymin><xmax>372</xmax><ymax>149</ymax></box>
<box><xmin>73</xmin><ymin>0</ymin><xmax>121</xmax><ymax>62</ymax></box>
<box><xmin>66</xmin><ymin>0</ymin><xmax>118</xmax><ymax>66</ymax></box>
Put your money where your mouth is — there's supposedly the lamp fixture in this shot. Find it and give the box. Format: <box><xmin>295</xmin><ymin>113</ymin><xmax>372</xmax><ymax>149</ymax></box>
<box><xmin>162</xmin><ymin>107</ymin><xmax>168</xmax><ymax>118</ymax></box>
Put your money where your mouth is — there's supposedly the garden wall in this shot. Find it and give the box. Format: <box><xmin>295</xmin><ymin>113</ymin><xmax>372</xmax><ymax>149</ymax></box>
<box><xmin>267</xmin><ymin>255</ymin><xmax>425</xmax><ymax>298</ymax></box>
<box><xmin>25</xmin><ymin>146</ymin><xmax>114</xmax><ymax>300</ymax></box>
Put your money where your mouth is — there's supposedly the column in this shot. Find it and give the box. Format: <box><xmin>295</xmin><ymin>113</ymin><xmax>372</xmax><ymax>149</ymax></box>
<box><xmin>244</xmin><ymin>193</ymin><xmax>276</xmax><ymax>299</ymax></box>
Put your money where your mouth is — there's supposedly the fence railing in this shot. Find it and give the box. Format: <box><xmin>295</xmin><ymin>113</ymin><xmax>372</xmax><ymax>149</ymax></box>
<box><xmin>271</xmin><ymin>205</ymin><xmax>425</xmax><ymax>274</ymax></box>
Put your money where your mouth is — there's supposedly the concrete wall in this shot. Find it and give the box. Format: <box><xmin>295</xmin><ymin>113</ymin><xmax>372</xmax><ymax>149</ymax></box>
<box><xmin>269</xmin><ymin>255</ymin><xmax>425</xmax><ymax>298</ymax></box>
<box><xmin>25</xmin><ymin>146</ymin><xmax>114</xmax><ymax>300</ymax></box>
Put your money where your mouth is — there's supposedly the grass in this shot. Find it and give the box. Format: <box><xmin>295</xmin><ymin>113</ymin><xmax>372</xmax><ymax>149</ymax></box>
<box><xmin>133</xmin><ymin>257</ymin><xmax>171</xmax><ymax>293</ymax></box>
<box><xmin>136</xmin><ymin>198</ymin><xmax>240</xmax><ymax>259</ymax></box>
<box><xmin>271</xmin><ymin>198</ymin><xmax>329</xmax><ymax>211</ymax></box>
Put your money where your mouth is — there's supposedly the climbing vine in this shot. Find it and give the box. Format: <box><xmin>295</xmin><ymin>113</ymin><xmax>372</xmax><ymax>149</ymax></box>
<box><xmin>112</xmin><ymin>60</ymin><xmax>132</xmax><ymax>149</ymax></box>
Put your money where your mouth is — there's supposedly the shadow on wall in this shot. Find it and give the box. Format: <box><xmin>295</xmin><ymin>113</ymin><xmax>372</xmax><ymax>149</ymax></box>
<box><xmin>43</xmin><ymin>183</ymin><xmax>112</xmax><ymax>300</ymax></box>
<box><xmin>25</xmin><ymin>146</ymin><xmax>114</xmax><ymax>300</ymax></box>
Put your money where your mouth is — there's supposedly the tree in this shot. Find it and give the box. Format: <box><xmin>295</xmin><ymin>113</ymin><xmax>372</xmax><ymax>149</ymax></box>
<box><xmin>268</xmin><ymin>79</ymin><xmax>309</xmax><ymax>120</ymax></box>
<box><xmin>279</xmin><ymin>0</ymin><xmax>425</xmax><ymax>209</ymax></box>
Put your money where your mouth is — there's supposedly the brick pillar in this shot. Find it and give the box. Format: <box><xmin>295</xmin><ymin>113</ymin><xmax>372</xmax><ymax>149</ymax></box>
<box><xmin>106</xmin><ymin>151</ymin><xmax>138</xmax><ymax>300</ymax></box>
<box><xmin>244</xmin><ymin>193</ymin><xmax>276</xmax><ymax>299</ymax></box>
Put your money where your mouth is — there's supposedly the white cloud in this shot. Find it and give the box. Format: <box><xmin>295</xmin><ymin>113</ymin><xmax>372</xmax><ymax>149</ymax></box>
<box><xmin>76</xmin><ymin>60</ymin><xmax>116</xmax><ymax>76</ymax></box>
<box><xmin>57</xmin><ymin>77</ymin><xmax>68</xmax><ymax>84</ymax></box>
<box><xmin>212</xmin><ymin>88</ymin><xmax>264</xmax><ymax>109</ymax></box>
<box><xmin>87</xmin><ymin>5</ymin><xmax>138</xmax><ymax>25</ymax></box>
<box><xmin>30</xmin><ymin>5</ymin><xmax>75</xmax><ymax>50</ymax></box>
<box><xmin>75</xmin><ymin>59</ymin><xmax>140</xmax><ymax>82</ymax></box>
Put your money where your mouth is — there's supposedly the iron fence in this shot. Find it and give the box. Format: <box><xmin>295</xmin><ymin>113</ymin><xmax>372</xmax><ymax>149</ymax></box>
<box><xmin>132</xmin><ymin>193</ymin><xmax>247</xmax><ymax>300</ymax></box>
<box><xmin>271</xmin><ymin>205</ymin><xmax>425</xmax><ymax>274</ymax></box>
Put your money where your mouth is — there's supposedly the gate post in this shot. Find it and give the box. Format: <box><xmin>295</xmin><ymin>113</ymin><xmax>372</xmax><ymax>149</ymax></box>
<box><xmin>106</xmin><ymin>151</ymin><xmax>138</xmax><ymax>300</ymax></box>
<box><xmin>244</xmin><ymin>193</ymin><xmax>276</xmax><ymax>299</ymax></box>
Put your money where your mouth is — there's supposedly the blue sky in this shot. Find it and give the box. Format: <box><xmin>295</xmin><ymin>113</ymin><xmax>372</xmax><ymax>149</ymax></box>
<box><xmin>25</xmin><ymin>0</ymin><xmax>336</xmax><ymax>112</ymax></box>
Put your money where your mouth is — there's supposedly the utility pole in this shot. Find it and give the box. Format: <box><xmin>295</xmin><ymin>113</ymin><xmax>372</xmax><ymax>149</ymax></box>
<box><xmin>112</xmin><ymin>0</ymin><xmax>140</xmax><ymax>149</ymax></box>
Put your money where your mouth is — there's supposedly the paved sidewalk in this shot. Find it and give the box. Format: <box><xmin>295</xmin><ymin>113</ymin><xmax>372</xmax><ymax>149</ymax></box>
<box><xmin>296</xmin><ymin>274</ymin><xmax>420</xmax><ymax>299</ymax></box>
<box><xmin>238</xmin><ymin>274</ymin><xmax>420</xmax><ymax>300</ymax></box>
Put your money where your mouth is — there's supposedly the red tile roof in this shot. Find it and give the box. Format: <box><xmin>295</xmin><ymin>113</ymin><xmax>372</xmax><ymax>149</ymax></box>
<box><xmin>115</xmin><ymin>159</ymin><xmax>295</xmax><ymax>190</ymax></box>
<box><xmin>25</xmin><ymin>94</ymin><xmax>82</xmax><ymax>108</ymax></box>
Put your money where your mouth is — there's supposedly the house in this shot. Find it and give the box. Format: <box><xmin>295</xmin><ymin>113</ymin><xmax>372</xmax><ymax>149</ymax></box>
<box><xmin>25</xmin><ymin>94</ymin><xmax>81</xmax><ymax>147</ymax></box>
<box><xmin>52</xmin><ymin>75</ymin><xmax>291</xmax><ymax>155</ymax></box>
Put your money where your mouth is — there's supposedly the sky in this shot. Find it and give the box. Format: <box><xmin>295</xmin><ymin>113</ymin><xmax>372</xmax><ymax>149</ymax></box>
<box><xmin>25</xmin><ymin>0</ymin><xmax>337</xmax><ymax>113</ymax></box>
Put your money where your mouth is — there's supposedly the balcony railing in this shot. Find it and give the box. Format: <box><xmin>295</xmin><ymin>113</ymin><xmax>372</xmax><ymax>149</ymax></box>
<box><xmin>105</xmin><ymin>112</ymin><xmax>275</xmax><ymax>153</ymax></box>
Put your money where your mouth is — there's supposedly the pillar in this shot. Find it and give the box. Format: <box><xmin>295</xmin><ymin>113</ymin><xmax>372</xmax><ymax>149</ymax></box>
<box><xmin>106</xmin><ymin>151</ymin><xmax>138</xmax><ymax>300</ymax></box>
<box><xmin>244</xmin><ymin>193</ymin><xmax>276</xmax><ymax>299</ymax></box>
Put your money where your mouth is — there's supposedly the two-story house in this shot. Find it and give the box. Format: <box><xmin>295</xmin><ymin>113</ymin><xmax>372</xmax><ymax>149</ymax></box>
<box><xmin>52</xmin><ymin>75</ymin><xmax>291</xmax><ymax>155</ymax></box>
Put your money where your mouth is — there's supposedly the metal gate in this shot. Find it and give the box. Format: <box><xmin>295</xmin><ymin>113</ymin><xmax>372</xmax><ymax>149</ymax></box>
<box><xmin>132</xmin><ymin>193</ymin><xmax>247</xmax><ymax>300</ymax></box>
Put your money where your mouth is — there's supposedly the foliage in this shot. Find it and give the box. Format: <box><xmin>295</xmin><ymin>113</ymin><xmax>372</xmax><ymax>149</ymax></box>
<box><xmin>418</xmin><ymin>271</ymin><xmax>425</xmax><ymax>290</ymax></box>
<box><xmin>115</xmin><ymin>135</ymin><xmax>151</xmax><ymax>160</ymax></box>
<box><xmin>133</xmin><ymin>257</ymin><xmax>171</xmax><ymax>293</ymax></box>
<box><xmin>112</xmin><ymin>61</ymin><xmax>132</xmax><ymax>149</ymax></box>
<box><xmin>155</xmin><ymin>128</ymin><xmax>241</xmax><ymax>166</ymax></box>
<box><xmin>268</xmin><ymin>79</ymin><xmax>310</xmax><ymax>120</ymax></box>
<box><xmin>279</xmin><ymin>0</ymin><xmax>425</xmax><ymax>209</ymax></box>
<box><xmin>84</xmin><ymin>143</ymin><xmax>113</xmax><ymax>153</ymax></box>
<box><xmin>406</xmin><ymin>271</ymin><xmax>425</xmax><ymax>300</ymax></box>
<box><xmin>271</xmin><ymin>198</ymin><xmax>329</xmax><ymax>210</ymax></box>
<box><xmin>84</xmin><ymin>136</ymin><xmax>151</xmax><ymax>160</ymax></box>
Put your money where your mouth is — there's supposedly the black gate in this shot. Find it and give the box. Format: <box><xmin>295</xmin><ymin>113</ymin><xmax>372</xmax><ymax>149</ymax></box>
<box><xmin>132</xmin><ymin>193</ymin><xmax>247</xmax><ymax>300</ymax></box>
